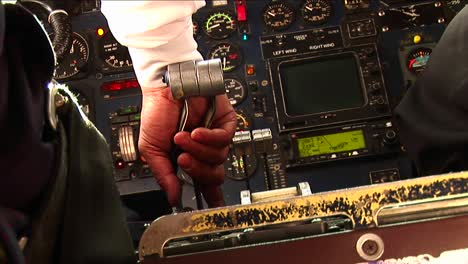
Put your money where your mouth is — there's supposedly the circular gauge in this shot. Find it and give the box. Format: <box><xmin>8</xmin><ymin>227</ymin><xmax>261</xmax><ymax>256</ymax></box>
<box><xmin>98</xmin><ymin>31</ymin><xmax>133</xmax><ymax>69</ymax></box>
<box><xmin>236</xmin><ymin>109</ymin><xmax>251</xmax><ymax>131</ymax></box>
<box><xmin>447</xmin><ymin>0</ymin><xmax>468</xmax><ymax>13</ymax></box>
<box><xmin>407</xmin><ymin>47</ymin><xmax>432</xmax><ymax>74</ymax></box>
<box><xmin>263</xmin><ymin>2</ymin><xmax>295</xmax><ymax>31</ymax></box>
<box><xmin>224</xmin><ymin>78</ymin><xmax>246</xmax><ymax>106</ymax></box>
<box><xmin>53</xmin><ymin>32</ymin><xmax>89</xmax><ymax>80</ymax></box>
<box><xmin>302</xmin><ymin>0</ymin><xmax>333</xmax><ymax>25</ymax></box>
<box><xmin>208</xmin><ymin>43</ymin><xmax>243</xmax><ymax>72</ymax></box>
<box><xmin>203</xmin><ymin>11</ymin><xmax>237</xmax><ymax>39</ymax></box>
<box><xmin>69</xmin><ymin>88</ymin><xmax>91</xmax><ymax>117</ymax></box>
<box><xmin>225</xmin><ymin>150</ymin><xmax>257</xmax><ymax>181</ymax></box>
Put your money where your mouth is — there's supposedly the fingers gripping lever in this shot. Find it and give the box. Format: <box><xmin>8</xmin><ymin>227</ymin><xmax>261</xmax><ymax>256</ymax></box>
<box><xmin>163</xmin><ymin>59</ymin><xmax>225</xmax><ymax>211</ymax></box>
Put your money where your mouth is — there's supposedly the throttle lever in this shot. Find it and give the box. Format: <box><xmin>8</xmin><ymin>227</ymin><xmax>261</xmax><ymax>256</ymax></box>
<box><xmin>163</xmin><ymin>59</ymin><xmax>225</xmax><ymax>212</ymax></box>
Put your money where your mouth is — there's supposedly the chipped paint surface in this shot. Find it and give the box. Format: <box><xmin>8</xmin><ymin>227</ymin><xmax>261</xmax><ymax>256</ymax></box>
<box><xmin>184</xmin><ymin>173</ymin><xmax>468</xmax><ymax>233</ymax></box>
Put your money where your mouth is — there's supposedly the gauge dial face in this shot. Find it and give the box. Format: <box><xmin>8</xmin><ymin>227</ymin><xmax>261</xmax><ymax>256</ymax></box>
<box><xmin>236</xmin><ymin>109</ymin><xmax>251</xmax><ymax>131</ymax></box>
<box><xmin>407</xmin><ymin>47</ymin><xmax>432</xmax><ymax>74</ymax></box>
<box><xmin>69</xmin><ymin>88</ymin><xmax>91</xmax><ymax>117</ymax></box>
<box><xmin>225</xmin><ymin>151</ymin><xmax>257</xmax><ymax>181</ymax></box>
<box><xmin>208</xmin><ymin>43</ymin><xmax>242</xmax><ymax>72</ymax></box>
<box><xmin>98</xmin><ymin>31</ymin><xmax>133</xmax><ymax>69</ymax></box>
<box><xmin>203</xmin><ymin>11</ymin><xmax>237</xmax><ymax>39</ymax></box>
<box><xmin>54</xmin><ymin>32</ymin><xmax>89</xmax><ymax>80</ymax></box>
<box><xmin>224</xmin><ymin>78</ymin><xmax>246</xmax><ymax>106</ymax></box>
<box><xmin>302</xmin><ymin>0</ymin><xmax>333</xmax><ymax>25</ymax></box>
<box><xmin>263</xmin><ymin>2</ymin><xmax>295</xmax><ymax>31</ymax></box>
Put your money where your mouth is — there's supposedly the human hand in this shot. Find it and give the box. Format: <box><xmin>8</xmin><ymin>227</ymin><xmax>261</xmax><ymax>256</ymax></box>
<box><xmin>138</xmin><ymin>87</ymin><xmax>237</xmax><ymax>208</ymax></box>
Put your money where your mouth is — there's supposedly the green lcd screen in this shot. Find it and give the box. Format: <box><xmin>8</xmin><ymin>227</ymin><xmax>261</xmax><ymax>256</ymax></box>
<box><xmin>297</xmin><ymin>130</ymin><xmax>366</xmax><ymax>158</ymax></box>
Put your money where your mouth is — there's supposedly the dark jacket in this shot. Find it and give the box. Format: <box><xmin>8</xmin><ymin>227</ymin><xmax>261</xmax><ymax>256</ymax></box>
<box><xmin>0</xmin><ymin>3</ymin><xmax>135</xmax><ymax>263</ymax></box>
<box><xmin>395</xmin><ymin>6</ymin><xmax>468</xmax><ymax>176</ymax></box>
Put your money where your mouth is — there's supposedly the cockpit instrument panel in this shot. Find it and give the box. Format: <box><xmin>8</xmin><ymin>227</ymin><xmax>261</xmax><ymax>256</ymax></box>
<box><xmin>59</xmin><ymin>0</ymin><xmax>465</xmax><ymax>207</ymax></box>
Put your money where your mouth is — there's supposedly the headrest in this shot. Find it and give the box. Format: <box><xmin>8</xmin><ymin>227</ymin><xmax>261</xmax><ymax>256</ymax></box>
<box><xmin>4</xmin><ymin>3</ymin><xmax>55</xmax><ymax>83</ymax></box>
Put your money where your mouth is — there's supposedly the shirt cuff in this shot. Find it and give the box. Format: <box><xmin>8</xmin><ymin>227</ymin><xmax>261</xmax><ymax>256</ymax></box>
<box><xmin>101</xmin><ymin>1</ymin><xmax>206</xmax><ymax>91</ymax></box>
<box><xmin>128</xmin><ymin>17</ymin><xmax>203</xmax><ymax>90</ymax></box>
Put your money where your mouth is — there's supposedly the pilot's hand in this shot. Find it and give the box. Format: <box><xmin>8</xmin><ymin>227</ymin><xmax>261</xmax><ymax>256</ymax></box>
<box><xmin>138</xmin><ymin>87</ymin><xmax>237</xmax><ymax>208</ymax></box>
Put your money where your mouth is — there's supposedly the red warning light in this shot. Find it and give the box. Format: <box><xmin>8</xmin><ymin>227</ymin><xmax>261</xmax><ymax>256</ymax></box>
<box><xmin>102</xmin><ymin>79</ymin><xmax>140</xmax><ymax>91</ymax></box>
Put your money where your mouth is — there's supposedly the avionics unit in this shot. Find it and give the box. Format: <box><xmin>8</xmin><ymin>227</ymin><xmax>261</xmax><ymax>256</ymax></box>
<box><xmin>281</xmin><ymin>120</ymin><xmax>400</xmax><ymax>168</ymax></box>
<box><xmin>262</xmin><ymin>27</ymin><xmax>391</xmax><ymax>133</ymax></box>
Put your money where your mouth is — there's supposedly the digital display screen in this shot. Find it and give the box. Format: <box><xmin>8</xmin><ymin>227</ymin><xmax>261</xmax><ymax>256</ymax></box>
<box><xmin>297</xmin><ymin>130</ymin><xmax>366</xmax><ymax>158</ymax></box>
<box><xmin>280</xmin><ymin>54</ymin><xmax>365</xmax><ymax>116</ymax></box>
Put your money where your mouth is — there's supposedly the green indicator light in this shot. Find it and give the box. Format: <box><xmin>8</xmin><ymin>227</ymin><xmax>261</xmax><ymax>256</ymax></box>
<box><xmin>242</xmin><ymin>34</ymin><xmax>248</xmax><ymax>41</ymax></box>
<box><xmin>122</xmin><ymin>108</ymin><xmax>133</xmax><ymax>114</ymax></box>
<box><xmin>131</xmin><ymin>114</ymin><xmax>141</xmax><ymax>121</ymax></box>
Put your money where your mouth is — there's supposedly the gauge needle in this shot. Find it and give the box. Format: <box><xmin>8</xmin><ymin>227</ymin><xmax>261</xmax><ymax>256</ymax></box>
<box><xmin>306</xmin><ymin>5</ymin><xmax>314</xmax><ymax>11</ymax></box>
<box><xmin>268</xmin><ymin>11</ymin><xmax>276</xmax><ymax>17</ymax></box>
<box><xmin>70</xmin><ymin>44</ymin><xmax>74</xmax><ymax>54</ymax></box>
<box><xmin>209</xmin><ymin>24</ymin><xmax>220</xmax><ymax>30</ymax></box>
<box><xmin>223</xmin><ymin>57</ymin><xmax>227</xmax><ymax>69</ymax></box>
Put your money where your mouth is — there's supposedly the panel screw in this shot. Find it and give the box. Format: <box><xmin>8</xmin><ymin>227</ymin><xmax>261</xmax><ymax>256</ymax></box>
<box><xmin>356</xmin><ymin>233</ymin><xmax>385</xmax><ymax>261</ymax></box>
<box><xmin>362</xmin><ymin>239</ymin><xmax>379</xmax><ymax>255</ymax></box>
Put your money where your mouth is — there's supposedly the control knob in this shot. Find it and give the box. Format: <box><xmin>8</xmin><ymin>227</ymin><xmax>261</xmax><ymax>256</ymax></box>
<box><xmin>372</xmin><ymin>96</ymin><xmax>387</xmax><ymax>112</ymax></box>
<box><xmin>369</xmin><ymin>82</ymin><xmax>381</xmax><ymax>95</ymax></box>
<box><xmin>275</xmin><ymin>35</ymin><xmax>287</xmax><ymax>47</ymax></box>
<box><xmin>383</xmin><ymin>130</ymin><xmax>398</xmax><ymax>145</ymax></box>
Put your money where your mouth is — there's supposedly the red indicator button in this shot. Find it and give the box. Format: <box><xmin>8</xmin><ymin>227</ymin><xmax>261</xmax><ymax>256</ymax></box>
<box><xmin>236</xmin><ymin>0</ymin><xmax>247</xmax><ymax>22</ymax></box>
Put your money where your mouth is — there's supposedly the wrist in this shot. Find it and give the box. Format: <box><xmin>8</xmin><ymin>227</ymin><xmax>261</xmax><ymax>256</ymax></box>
<box><xmin>141</xmin><ymin>85</ymin><xmax>168</xmax><ymax>95</ymax></box>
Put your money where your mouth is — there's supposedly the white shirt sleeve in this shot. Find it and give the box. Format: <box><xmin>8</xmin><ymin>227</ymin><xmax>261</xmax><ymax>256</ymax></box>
<box><xmin>101</xmin><ymin>1</ymin><xmax>206</xmax><ymax>89</ymax></box>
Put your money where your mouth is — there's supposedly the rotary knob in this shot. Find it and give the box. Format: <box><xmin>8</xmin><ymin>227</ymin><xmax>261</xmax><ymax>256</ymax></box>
<box><xmin>383</xmin><ymin>130</ymin><xmax>398</xmax><ymax>145</ymax></box>
<box><xmin>119</xmin><ymin>126</ymin><xmax>138</xmax><ymax>162</ymax></box>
